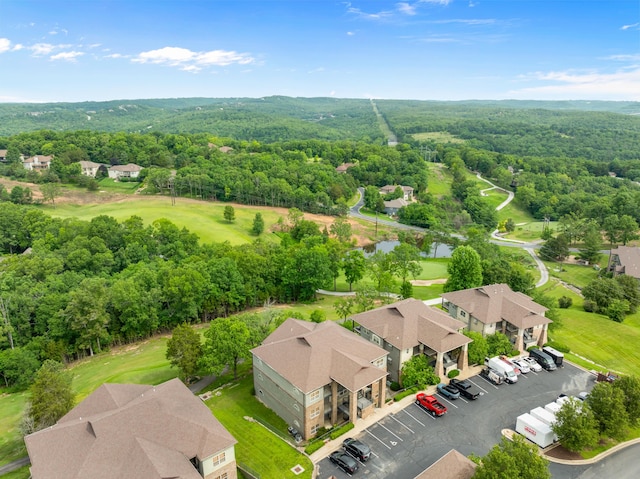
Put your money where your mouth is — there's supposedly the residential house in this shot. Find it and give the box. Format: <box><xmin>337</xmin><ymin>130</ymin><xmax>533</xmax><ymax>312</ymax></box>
<box><xmin>108</xmin><ymin>163</ymin><xmax>143</xmax><ymax>180</ymax></box>
<box><xmin>335</xmin><ymin>162</ymin><xmax>355</xmax><ymax>173</ymax></box>
<box><xmin>24</xmin><ymin>378</ymin><xmax>238</xmax><ymax>479</ymax></box>
<box><xmin>0</xmin><ymin>149</ymin><xmax>7</xmax><ymax>162</ymax></box>
<box><xmin>608</xmin><ymin>245</ymin><xmax>640</xmax><ymax>279</ymax></box>
<box><xmin>351</xmin><ymin>298</ymin><xmax>471</xmax><ymax>382</ymax></box>
<box><xmin>414</xmin><ymin>449</ymin><xmax>476</xmax><ymax>479</ymax></box>
<box><xmin>251</xmin><ymin>319</ymin><xmax>388</xmax><ymax>440</ymax></box>
<box><xmin>22</xmin><ymin>155</ymin><xmax>53</xmax><ymax>171</ymax></box>
<box><xmin>383</xmin><ymin>198</ymin><xmax>408</xmax><ymax>216</ymax></box>
<box><xmin>441</xmin><ymin>284</ymin><xmax>551</xmax><ymax>352</ymax></box>
<box><xmin>379</xmin><ymin>184</ymin><xmax>414</xmax><ymax>201</ymax></box>
<box><xmin>79</xmin><ymin>160</ymin><xmax>108</xmax><ymax>178</ymax></box>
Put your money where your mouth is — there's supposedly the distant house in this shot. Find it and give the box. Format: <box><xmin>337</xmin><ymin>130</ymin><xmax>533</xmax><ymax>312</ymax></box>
<box><xmin>414</xmin><ymin>449</ymin><xmax>476</xmax><ymax>479</ymax></box>
<box><xmin>351</xmin><ymin>298</ymin><xmax>471</xmax><ymax>381</ymax></box>
<box><xmin>441</xmin><ymin>283</ymin><xmax>551</xmax><ymax>352</ymax></box>
<box><xmin>251</xmin><ymin>319</ymin><xmax>388</xmax><ymax>440</ymax></box>
<box><xmin>78</xmin><ymin>160</ymin><xmax>108</xmax><ymax>178</ymax></box>
<box><xmin>24</xmin><ymin>378</ymin><xmax>238</xmax><ymax>479</ymax></box>
<box><xmin>108</xmin><ymin>163</ymin><xmax>143</xmax><ymax>180</ymax></box>
<box><xmin>0</xmin><ymin>149</ymin><xmax>7</xmax><ymax>162</ymax></box>
<box><xmin>383</xmin><ymin>198</ymin><xmax>408</xmax><ymax>216</ymax></box>
<box><xmin>608</xmin><ymin>245</ymin><xmax>640</xmax><ymax>279</ymax></box>
<box><xmin>335</xmin><ymin>162</ymin><xmax>355</xmax><ymax>173</ymax></box>
<box><xmin>379</xmin><ymin>184</ymin><xmax>414</xmax><ymax>201</ymax></box>
<box><xmin>22</xmin><ymin>155</ymin><xmax>53</xmax><ymax>171</ymax></box>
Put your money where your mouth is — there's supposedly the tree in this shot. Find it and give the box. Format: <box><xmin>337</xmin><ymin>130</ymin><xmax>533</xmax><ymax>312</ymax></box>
<box><xmin>552</xmin><ymin>397</ymin><xmax>599</xmax><ymax>452</ymax></box>
<box><xmin>464</xmin><ymin>331</ymin><xmax>488</xmax><ymax>365</ymax></box>
<box><xmin>334</xmin><ymin>297</ymin><xmax>355</xmax><ymax>323</ymax></box>
<box><xmin>582</xmin><ymin>277</ymin><xmax>623</xmax><ymax>313</ymax></box>
<box><xmin>201</xmin><ymin>317</ymin><xmax>253</xmax><ymax>379</ymax></box>
<box><xmin>40</xmin><ymin>182</ymin><xmax>62</xmax><ymax>208</ymax></box>
<box><xmin>223</xmin><ymin>205</ymin><xmax>235</xmax><ymax>223</ymax></box>
<box><xmin>586</xmin><ymin>381</ymin><xmax>629</xmax><ymax>439</ymax></box>
<box><xmin>539</xmin><ymin>234</ymin><xmax>569</xmax><ymax>262</ymax></box>
<box><xmin>444</xmin><ymin>246</ymin><xmax>482</xmax><ymax>293</ymax></box>
<box><xmin>0</xmin><ymin>347</ymin><xmax>41</xmax><ymax>389</ymax></box>
<box><xmin>486</xmin><ymin>332</ymin><xmax>513</xmax><ymax>356</ymax></box>
<box><xmin>166</xmin><ymin>324</ymin><xmax>202</xmax><ymax>383</ymax></box>
<box><xmin>342</xmin><ymin>250</ymin><xmax>366</xmax><ymax>292</ymax></box>
<box><xmin>578</xmin><ymin>222</ymin><xmax>603</xmax><ymax>264</ymax></box>
<box><xmin>400</xmin><ymin>354</ymin><xmax>439</xmax><ymax>389</ymax></box>
<box><xmin>63</xmin><ymin>278</ymin><xmax>110</xmax><ymax>356</ymax></box>
<box><xmin>613</xmin><ymin>375</ymin><xmax>640</xmax><ymax>425</ymax></box>
<box><xmin>25</xmin><ymin>360</ymin><xmax>75</xmax><ymax>432</ymax></box>
<box><xmin>607</xmin><ymin>298</ymin><xmax>629</xmax><ymax>322</ymax></box>
<box><xmin>366</xmin><ymin>251</ymin><xmax>396</xmax><ymax>296</ymax></box>
<box><xmin>251</xmin><ymin>212</ymin><xmax>265</xmax><ymax>235</ymax></box>
<box><xmin>615</xmin><ymin>275</ymin><xmax>640</xmax><ymax>313</ymax></box>
<box><xmin>390</xmin><ymin>243</ymin><xmax>423</xmax><ymax>285</ymax></box>
<box><xmin>472</xmin><ymin>435</ymin><xmax>551</xmax><ymax>479</ymax></box>
<box><xmin>618</xmin><ymin>214</ymin><xmax>639</xmax><ymax>245</ymax></box>
<box><xmin>329</xmin><ymin>216</ymin><xmax>352</xmax><ymax>243</ymax></box>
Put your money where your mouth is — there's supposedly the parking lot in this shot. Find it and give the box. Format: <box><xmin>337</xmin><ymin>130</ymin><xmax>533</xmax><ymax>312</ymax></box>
<box><xmin>317</xmin><ymin>362</ymin><xmax>594</xmax><ymax>478</ymax></box>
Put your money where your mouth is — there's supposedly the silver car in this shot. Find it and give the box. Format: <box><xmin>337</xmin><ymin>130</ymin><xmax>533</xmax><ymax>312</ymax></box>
<box><xmin>521</xmin><ymin>356</ymin><xmax>543</xmax><ymax>372</ymax></box>
<box><xmin>513</xmin><ymin>358</ymin><xmax>531</xmax><ymax>373</ymax></box>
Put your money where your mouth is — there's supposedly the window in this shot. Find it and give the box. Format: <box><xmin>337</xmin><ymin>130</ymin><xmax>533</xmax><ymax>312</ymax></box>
<box><xmin>212</xmin><ymin>452</ymin><xmax>226</xmax><ymax>467</ymax></box>
<box><xmin>310</xmin><ymin>389</ymin><xmax>321</xmax><ymax>402</ymax></box>
<box><xmin>372</xmin><ymin>335</ymin><xmax>381</xmax><ymax>345</ymax></box>
<box><xmin>293</xmin><ymin>403</ymin><xmax>300</xmax><ymax>411</ymax></box>
<box><xmin>214</xmin><ymin>474</ymin><xmax>228</xmax><ymax>479</ymax></box>
<box><xmin>311</xmin><ymin>423</ymin><xmax>320</xmax><ymax>435</ymax></box>
<box><xmin>258</xmin><ymin>373</ymin><xmax>263</xmax><ymax>381</ymax></box>
<box><xmin>310</xmin><ymin>406</ymin><xmax>320</xmax><ymax>419</ymax></box>
<box><xmin>460</xmin><ymin>310</ymin><xmax>467</xmax><ymax>318</ymax></box>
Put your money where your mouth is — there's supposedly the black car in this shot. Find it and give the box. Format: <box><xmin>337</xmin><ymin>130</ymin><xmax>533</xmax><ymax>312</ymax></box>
<box><xmin>449</xmin><ymin>378</ymin><xmax>480</xmax><ymax>400</ymax></box>
<box><xmin>343</xmin><ymin>437</ymin><xmax>371</xmax><ymax>461</ymax></box>
<box><xmin>330</xmin><ymin>451</ymin><xmax>359</xmax><ymax>474</ymax></box>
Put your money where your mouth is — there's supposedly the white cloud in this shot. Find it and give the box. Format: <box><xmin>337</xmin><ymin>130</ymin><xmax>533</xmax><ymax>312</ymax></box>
<box><xmin>30</xmin><ymin>43</ymin><xmax>56</xmax><ymax>55</ymax></box>
<box><xmin>0</xmin><ymin>38</ymin><xmax>11</xmax><ymax>53</ymax></box>
<box><xmin>431</xmin><ymin>18</ymin><xmax>497</xmax><ymax>25</ymax></box>
<box><xmin>132</xmin><ymin>46</ymin><xmax>254</xmax><ymax>71</ymax></box>
<box><xmin>347</xmin><ymin>31</ymin><xmax>355</xmax><ymax>36</ymax></box>
<box><xmin>104</xmin><ymin>53</ymin><xmax>124</xmax><ymax>59</ymax></box>
<box><xmin>308</xmin><ymin>67</ymin><xmax>325</xmax><ymax>74</ymax></box>
<box><xmin>513</xmin><ymin>67</ymin><xmax>640</xmax><ymax>100</ymax></box>
<box><xmin>50</xmin><ymin>51</ymin><xmax>84</xmax><ymax>62</ymax></box>
<box><xmin>419</xmin><ymin>0</ymin><xmax>453</xmax><ymax>4</ymax></box>
<box><xmin>621</xmin><ymin>22</ymin><xmax>639</xmax><ymax>31</ymax></box>
<box><xmin>397</xmin><ymin>3</ymin><xmax>417</xmax><ymax>15</ymax></box>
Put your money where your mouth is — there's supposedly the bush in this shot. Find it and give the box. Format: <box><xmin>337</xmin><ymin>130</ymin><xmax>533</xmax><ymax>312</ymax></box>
<box><xmin>390</xmin><ymin>381</ymin><xmax>401</xmax><ymax>391</ymax></box>
<box><xmin>558</xmin><ymin>296</ymin><xmax>573</xmax><ymax>309</ymax></box>
<box><xmin>583</xmin><ymin>299</ymin><xmax>597</xmax><ymax>313</ymax></box>
<box><xmin>304</xmin><ymin>440</ymin><xmax>325</xmax><ymax>455</ymax></box>
<box><xmin>447</xmin><ymin>369</ymin><xmax>460</xmax><ymax>378</ymax></box>
<box><xmin>393</xmin><ymin>386</ymin><xmax>419</xmax><ymax>402</ymax></box>
<box><xmin>509</xmin><ymin>349</ymin><xmax>521</xmax><ymax>357</ymax></box>
<box><xmin>329</xmin><ymin>422</ymin><xmax>355</xmax><ymax>440</ymax></box>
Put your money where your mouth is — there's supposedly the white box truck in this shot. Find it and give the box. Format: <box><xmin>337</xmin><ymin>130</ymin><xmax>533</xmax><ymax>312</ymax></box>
<box><xmin>485</xmin><ymin>356</ymin><xmax>518</xmax><ymax>383</ymax></box>
<box><xmin>544</xmin><ymin>402</ymin><xmax>561</xmax><ymax>414</ymax></box>
<box><xmin>530</xmin><ymin>406</ymin><xmax>556</xmax><ymax>426</ymax></box>
<box><xmin>515</xmin><ymin>413</ymin><xmax>556</xmax><ymax>448</ymax></box>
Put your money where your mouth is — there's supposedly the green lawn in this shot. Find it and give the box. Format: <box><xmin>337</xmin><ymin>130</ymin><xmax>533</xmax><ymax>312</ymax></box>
<box><xmin>206</xmin><ymin>374</ymin><xmax>313</xmax><ymax>479</ymax></box>
<box><xmin>0</xmin><ymin>466</ymin><xmax>30</xmax><ymax>479</ymax></box>
<box><xmin>412</xmin><ymin>284</ymin><xmax>445</xmax><ymax>300</ymax></box>
<box><xmin>0</xmin><ymin>393</ymin><xmax>28</xmax><ymax>467</ymax></box>
<box><xmin>426</xmin><ymin>163</ymin><xmax>453</xmax><ymax>197</ymax></box>
<box><xmin>43</xmin><ymin>198</ymin><xmax>285</xmax><ymax>246</ymax></box>
<box><xmin>496</xmin><ymin>200</ymin><xmax>535</xmax><ymax>225</ymax></box>
<box><xmin>505</xmin><ymin>221</ymin><xmax>559</xmax><ymax>242</ymax></box>
<box><xmin>96</xmin><ymin>177</ymin><xmax>142</xmax><ymax>193</ymax></box>
<box><xmin>543</xmin><ymin>261</ymin><xmax>601</xmax><ymax>289</ymax></box>
<box><xmin>481</xmin><ymin>188</ymin><xmax>509</xmax><ymax>211</ymax></box>
<box><xmin>415</xmin><ymin>258</ymin><xmax>449</xmax><ymax>280</ymax></box>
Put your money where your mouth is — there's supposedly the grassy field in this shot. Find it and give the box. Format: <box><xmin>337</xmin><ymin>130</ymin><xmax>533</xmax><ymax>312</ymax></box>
<box><xmin>0</xmin><ymin>467</ymin><xmax>29</xmax><ymax>479</ymax></box>
<box><xmin>206</xmin><ymin>374</ymin><xmax>313</xmax><ymax>479</ymax></box>
<box><xmin>0</xmin><ymin>393</ymin><xmax>28</xmax><ymax>467</ymax></box>
<box><xmin>543</xmin><ymin>261</ymin><xmax>601</xmax><ymax>289</ymax></box>
<box><xmin>481</xmin><ymin>188</ymin><xmax>509</xmax><ymax>211</ymax></box>
<box><xmin>411</xmin><ymin>132</ymin><xmax>465</xmax><ymax>144</ymax></box>
<box><xmin>504</xmin><ymin>221</ymin><xmax>559</xmax><ymax>242</ymax></box>
<box><xmin>496</xmin><ymin>199</ymin><xmax>535</xmax><ymax>225</ymax></box>
<box><xmin>96</xmin><ymin>177</ymin><xmax>142</xmax><ymax>194</ymax></box>
<box><xmin>426</xmin><ymin>163</ymin><xmax>452</xmax><ymax>197</ymax></box>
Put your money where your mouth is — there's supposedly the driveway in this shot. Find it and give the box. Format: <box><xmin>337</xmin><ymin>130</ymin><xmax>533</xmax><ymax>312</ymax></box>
<box><xmin>317</xmin><ymin>363</ymin><xmax>594</xmax><ymax>479</ymax></box>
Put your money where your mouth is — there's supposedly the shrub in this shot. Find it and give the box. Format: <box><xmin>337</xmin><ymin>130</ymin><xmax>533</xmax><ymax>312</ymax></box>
<box><xmin>393</xmin><ymin>386</ymin><xmax>419</xmax><ymax>402</ymax></box>
<box><xmin>390</xmin><ymin>381</ymin><xmax>401</xmax><ymax>391</ymax></box>
<box><xmin>447</xmin><ymin>369</ymin><xmax>460</xmax><ymax>378</ymax></box>
<box><xmin>558</xmin><ymin>296</ymin><xmax>573</xmax><ymax>309</ymax></box>
<box><xmin>304</xmin><ymin>440</ymin><xmax>325</xmax><ymax>455</ymax></box>
<box><xmin>509</xmin><ymin>348</ymin><xmax>521</xmax><ymax>357</ymax></box>
<box><xmin>330</xmin><ymin>422</ymin><xmax>354</xmax><ymax>440</ymax></box>
<box><xmin>583</xmin><ymin>299</ymin><xmax>597</xmax><ymax>313</ymax></box>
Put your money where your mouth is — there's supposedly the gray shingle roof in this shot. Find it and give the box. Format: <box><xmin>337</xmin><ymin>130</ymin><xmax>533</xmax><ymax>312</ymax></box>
<box><xmin>441</xmin><ymin>283</ymin><xmax>550</xmax><ymax>329</ymax></box>
<box><xmin>351</xmin><ymin>298</ymin><xmax>471</xmax><ymax>353</ymax></box>
<box><xmin>414</xmin><ymin>449</ymin><xmax>476</xmax><ymax>479</ymax></box>
<box><xmin>251</xmin><ymin>319</ymin><xmax>388</xmax><ymax>393</ymax></box>
<box><xmin>25</xmin><ymin>378</ymin><xmax>236</xmax><ymax>479</ymax></box>
<box><xmin>610</xmin><ymin>246</ymin><xmax>640</xmax><ymax>279</ymax></box>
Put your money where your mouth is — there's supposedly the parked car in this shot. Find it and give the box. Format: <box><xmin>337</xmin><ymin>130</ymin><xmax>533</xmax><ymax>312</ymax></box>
<box><xmin>437</xmin><ymin>382</ymin><xmax>461</xmax><ymax>399</ymax></box>
<box><xmin>529</xmin><ymin>347</ymin><xmax>557</xmax><ymax>371</ymax></box>
<box><xmin>512</xmin><ymin>358</ymin><xmax>531</xmax><ymax>374</ymax></box>
<box><xmin>343</xmin><ymin>437</ymin><xmax>371</xmax><ymax>462</ymax></box>
<box><xmin>521</xmin><ymin>356</ymin><xmax>543</xmax><ymax>372</ymax></box>
<box><xmin>449</xmin><ymin>378</ymin><xmax>481</xmax><ymax>400</ymax></box>
<box><xmin>415</xmin><ymin>393</ymin><xmax>447</xmax><ymax>417</ymax></box>
<box><xmin>287</xmin><ymin>426</ymin><xmax>302</xmax><ymax>444</ymax></box>
<box><xmin>330</xmin><ymin>451</ymin><xmax>359</xmax><ymax>474</ymax></box>
<box><xmin>480</xmin><ymin>367</ymin><xmax>503</xmax><ymax>385</ymax></box>
<box><xmin>499</xmin><ymin>355</ymin><xmax>522</xmax><ymax>375</ymax></box>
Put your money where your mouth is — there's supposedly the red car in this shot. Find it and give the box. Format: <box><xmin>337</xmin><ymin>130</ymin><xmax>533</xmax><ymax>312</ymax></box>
<box><xmin>415</xmin><ymin>393</ymin><xmax>447</xmax><ymax>417</ymax></box>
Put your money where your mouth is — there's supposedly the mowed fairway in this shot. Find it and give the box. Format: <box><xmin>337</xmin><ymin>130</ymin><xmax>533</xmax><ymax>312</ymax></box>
<box><xmin>44</xmin><ymin>197</ymin><xmax>287</xmax><ymax>245</ymax></box>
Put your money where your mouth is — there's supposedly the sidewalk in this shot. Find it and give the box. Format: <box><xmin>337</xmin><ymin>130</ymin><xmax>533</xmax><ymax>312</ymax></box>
<box><xmin>308</xmin><ymin>364</ymin><xmax>484</xmax><ymax>463</ymax></box>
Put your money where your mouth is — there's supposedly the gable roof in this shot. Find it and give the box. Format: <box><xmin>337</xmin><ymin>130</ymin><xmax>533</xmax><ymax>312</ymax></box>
<box><xmin>384</xmin><ymin>198</ymin><xmax>409</xmax><ymax>209</ymax></box>
<box><xmin>23</xmin><ymin>155</ymin><xmax>53</xmax><ymax>164</ymax></box>
<box><xmin>351</xmin><ymin>298</ymin><xmax>470</xmax><ymax>353</ymax></box>
<box><xmin>610</xmin><ymin>246</ymin><xmax>640</xmax><ymax>279</ymax></box>
<box><xmin>25</xmin><ymin>378</ymin><xmax>236</xmax><ymax>479</ymax></box>
<box><xmin>109</xmin><ymin>163</ymin><xmax>142</xmax><ymax>172</ymax></box>
<box><xmin>414</xmin><ymin>449</ymin><xmax>476</xmax><ymax>479</ymax></box>
<box><xmin>379</xmin><ymin>184</ymin><xmax>414</xmax><ymax>194</ymax></box>
<box><xmin>79</xmin><ymin>160</ymin><xmax>104</xmax><ymax>169</ymax></box>
<box><xmin>252</xmin><ymin>319</ymin><xmax>387</xmax><ymax>394</ymax></box>
<box><xmin>442</xmin><ymin>283</ymin><xmax>550</xmax><ymax>329</ymax></box>
<box><xmin>335</xmin><ymin>162</ymin><xmax>355</xmax><ymax>172</ymax></box>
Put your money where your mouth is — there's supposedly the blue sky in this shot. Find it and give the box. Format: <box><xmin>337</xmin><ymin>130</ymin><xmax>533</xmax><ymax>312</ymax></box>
<box><xmin>1</xmin><ymin>0</ymin><xmax>639</xmax><ymax>102</ymax></box>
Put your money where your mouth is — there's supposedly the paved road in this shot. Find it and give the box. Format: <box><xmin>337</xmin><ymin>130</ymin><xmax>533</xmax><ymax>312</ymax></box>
<box><xmin>549</xmin><ymin>442</ymin><xmax>640</xmax><ymax>479</ymax></box>
<box><xmin>0</xmin><ymin>456</ymin><xmax>30</xmax><ymax>476</ymax></box>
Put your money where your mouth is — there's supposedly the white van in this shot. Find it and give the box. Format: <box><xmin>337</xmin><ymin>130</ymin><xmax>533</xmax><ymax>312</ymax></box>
<box><xmin>485</xmin><ymin>356</ymin><xmax>518</xmax><ymax>383</ymax></box>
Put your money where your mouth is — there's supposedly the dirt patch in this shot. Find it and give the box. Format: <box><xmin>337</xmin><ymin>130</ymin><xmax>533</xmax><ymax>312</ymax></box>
<box><xmin>543</xmin><ymin>444</ymin><xmax>583</xmax><ymax>461</ymax></box>
<box><xmin>410</xmin><ymin>278</ymin><xmax>447</xmax><ymax>286</ymax></box>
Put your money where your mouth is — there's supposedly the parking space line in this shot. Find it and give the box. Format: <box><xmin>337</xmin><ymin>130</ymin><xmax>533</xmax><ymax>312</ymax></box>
<box><xmin>436</xmin><ymin>394</ymin><xmax>459</xmax><ymax>408</ymax></box>
<box><xmin>413</xmin><ymin>404</ymin><xmax>437</xmax><ymax>420</ymax></box>
<box><xmin>401</xmin><ymin>409</ymin><xmax>426</xmax><ymax>427</ymax></box>
<box><xmin>365</xmin><ymin>429</ymin><xmax>391</xmax><ymax>450</ymax></box>
<box><xmin>378</xmin><ymin>422</ymin><xmax>405</xmax><ymax>440</ymax></box>
<box><xmin>478</xmin><ymin>376</ymin><xmax>500</xmax><ymax>390</ymax></box>
<box><xmin>389</xmin><ymin>414</ymin><xmax>415</xmax><ymax>434</ymax></box>
<box><xmin>468</xmin><ymin>378</ymin><xmax>489</xmax><ymax>394</ymax></box>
